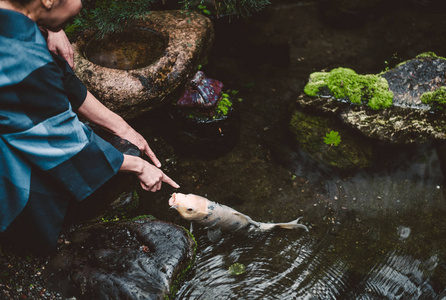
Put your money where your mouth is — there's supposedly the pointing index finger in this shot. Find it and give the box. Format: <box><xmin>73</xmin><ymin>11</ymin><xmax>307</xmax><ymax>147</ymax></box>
<box><xmin>162</xmin><ymin>174</ymin><xmax>180</xmax><ymax>189</ymax></box>
<box><xmin>144</xmin><ymin>145</ymin><xmax>161</xmax><ymax>168</ymax></box>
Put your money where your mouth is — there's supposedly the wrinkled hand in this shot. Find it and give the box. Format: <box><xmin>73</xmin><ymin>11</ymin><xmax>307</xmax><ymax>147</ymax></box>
<box><xmin>46</xmin><ymin>30</ymin><xmax>75</xmax><ymax>68</ymax></box>
<box><xmin>118</xmin><ymin>126</ymin><xmax>162</xmax><ymax>168</ymax></box>
<box><xmin>136</xmin><ymin>160</ymin><xmax>179</xmax><ymax>192</ymax></box>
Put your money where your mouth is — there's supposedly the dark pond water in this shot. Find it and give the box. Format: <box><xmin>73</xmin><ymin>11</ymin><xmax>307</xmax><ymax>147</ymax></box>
<box><xmin>84</xmin><ymin>28</ymin><xmax>165</xmax><ymax>70</ymax></box>
<box><xmin>132</xmin><ymin>0</ymin><xmax>446</xmax><ymax>298</ymax></box>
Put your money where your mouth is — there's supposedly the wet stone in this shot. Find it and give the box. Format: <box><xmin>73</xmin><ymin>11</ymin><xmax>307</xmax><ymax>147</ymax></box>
<box><xmin>295</xmin><ymin>55</ymin><xmax>446</xmax><ymax>144</ymax></box>
<box><xmin>43</xmin><ymin>219</ymin><xmax>196</xmax><ymax>300</ymax></box>
<box><xmin>73</xmin><ymin>11</ymin><xmax>214</xmax><ymax>120</ymax></box>
<box><xmin>382</xmin><ymin>56</ymin><xmax>446</xmax><ymax>109</ymax></box>
<box><xmin>177</xmin><ymin>71</ymin><xmax>224</xmax><ymax>112</ymax></box>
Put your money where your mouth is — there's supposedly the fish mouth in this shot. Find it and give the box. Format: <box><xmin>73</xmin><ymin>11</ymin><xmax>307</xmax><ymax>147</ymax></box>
<box><xmin>168</xmin><ymin>193</ymin><xmax>177</xmax><ymax>207</ymax></box>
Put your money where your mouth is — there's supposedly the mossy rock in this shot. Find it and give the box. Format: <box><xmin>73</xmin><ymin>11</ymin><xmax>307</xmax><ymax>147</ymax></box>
<box><xmin>44</xmin><ymin>219</ymin><xmax>196</xmax><ymax>299</ymax></box>
<box><xmin>382</xmin><ymin>52</ymin><xmax>446</xmax><ymax>109</ymax></box>
<box><xmin>421</xmin><ymin>86</ymin><xmax>446</xmax><ymax>111</ymax></box>
<box><xmin>289</xmin><ymin>110</ymin><xmax>372</xmax><ymax>169</ymax></box>
<box><xmin>304</xmin><ymin>67</ymin><xmax>393</xmax><ymax>110</ymax></box>
<box><xmin>297</xmin><ymin>53</ymin><xmax>446</xmax><ymax>143</ymax></box>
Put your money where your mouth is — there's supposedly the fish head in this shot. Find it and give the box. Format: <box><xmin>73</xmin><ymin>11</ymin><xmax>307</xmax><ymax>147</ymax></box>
<box><xmin>169</xmin><ymin>193</ymin><xmax>209</xmax><ymax>221</ymax></box>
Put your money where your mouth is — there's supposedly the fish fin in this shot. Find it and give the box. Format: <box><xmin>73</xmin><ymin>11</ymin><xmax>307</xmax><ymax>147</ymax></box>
<box><xmin>233</xmin><ymin>212</ymin><xmax>261</xmax><ymax>228</ymax></box>
<box><xmin>207</xmin><ymin>228</ymin><xmax>222</xmax><ymax>242</ymax></box>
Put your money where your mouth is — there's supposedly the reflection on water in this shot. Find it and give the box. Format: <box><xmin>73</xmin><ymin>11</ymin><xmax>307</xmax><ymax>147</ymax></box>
<box><xmin>168</xmin><ymin>141</ymin><xmax>446</xmax><ymax>299</ymax></box>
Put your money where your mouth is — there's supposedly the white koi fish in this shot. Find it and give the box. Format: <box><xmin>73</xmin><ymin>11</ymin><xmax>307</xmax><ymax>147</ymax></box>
<box><xmin>168</xmin><ymin>193</ymin><xmax>309</xmax><ymax>241</ymax></box>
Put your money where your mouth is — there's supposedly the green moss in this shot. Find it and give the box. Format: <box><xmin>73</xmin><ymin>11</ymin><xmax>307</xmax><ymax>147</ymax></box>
<box><xmin>416</xmin><ymin>51</ymin><xmax>446</xmax><ymax>60</ymax></box>
<box><xmin>133</xmin><ymin>189</ymin><xmax>139</xmax><ymax>202</ymax></box>
<box><xmin>215</xmin><ymin>95</ymin><xmax>233</xmax><ymax>116</ymax></box>
<box><xmin>391</xmin><ymin>52</ymin><xmax>446</xmax><ymax>70</ymax></box>
<box><xmin>129</xmin><ymin>214</ymin><xmax>157</xmax><ymax>221</ymax></box>
<box><xmin>327</xmin><ymin>68</ymin><xmax>362</xmax><ymax>104</ymax></box>
<box><xmin>303</xmin><ymin>67</ymin><xmax>393</xmax><ymax>110</ymax></box>
<box><xmin>166</xmin><ymin>227</ymin><xmax>197</xmax><ymax>299</ymax></box>
<box><xmin>421</xmin><ymin>86</ymin><xmax>446</xmax><ymax>111</ymax></box>
<box><xmin>183</xmin><ymin>90</ymin><xmax>238</xmax><ymax>122</ymax></box>
<box><xmin>303</xmin><ymin>72</ymin><xmax>329</xmax><ymax>96</ymax></box>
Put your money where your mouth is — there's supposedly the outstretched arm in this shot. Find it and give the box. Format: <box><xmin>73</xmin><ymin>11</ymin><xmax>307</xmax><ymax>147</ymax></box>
<box><xmin>77</xmin><ymin>91</ymin><xmax>179</xmax><ymax>191</ymax></box>
<box><xmin>77</xmin><ymin>91</ymin><xmax>162</xmax><ymax>168</ymax></box>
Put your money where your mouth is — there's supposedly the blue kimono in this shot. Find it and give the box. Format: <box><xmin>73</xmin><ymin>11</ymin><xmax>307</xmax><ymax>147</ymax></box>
<box><xmin>0</xmin><ymin>9</ymin><xmax>124</xmax><ymax>251</ymax></box>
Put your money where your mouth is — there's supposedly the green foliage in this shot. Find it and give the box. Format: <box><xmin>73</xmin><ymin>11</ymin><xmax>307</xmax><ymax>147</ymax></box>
<box><xmin>304</xmin><ymin>67</ymin><xmax>394</xmax><ymax>110</ymax></box>
<box><xmin>184</xmin><ymin>89</ymin><xmax>239</xmax><ymax>121</ymax></box>
<box><xmin>215</xmin><ymin>93</ymin><xmax>233</xmax><ymax>116</ymax></box>
<box><xmin>72</xmin><ymin>0</ymin><xmax>155</xmax><ymax>38</ymax></box>
<box><xmin>214</xmin><ymin>89</ymin><xmax>240</xmax><ymax>117</ymax></box>
<box><xmin>182</xmin><ymin>0</ymin><xmax>270</xmax><ymax>17</ymax></box>
<box><xmin>228</xmin><ymin>263</ymin><xmax>246</xmax><ymax>275</ymax></box>
<box><xmin>324</xmin><ymin>130</ymin><xmax>341</xmax><ymax>147</ymax></box>
<box><xmin>421</xmin><ymin>86</ymin><xmax>446</xmax><ymax>111</ymax></box>
<box><xmin>197</xmin><ymin>4</ymin><xmax>211</xmax><ymax>15</ymax></box>
<box><xmin>69</xmin><ymin>0</ymin><xmax>270</xmax><ymax>38</ymax></box>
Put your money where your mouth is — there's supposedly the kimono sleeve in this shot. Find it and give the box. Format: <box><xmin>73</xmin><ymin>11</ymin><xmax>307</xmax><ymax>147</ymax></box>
<box><xmin>51</xmin><ymin>53</ymin><xmax>87</xmax><ymax>111</ymax></box>
<box><xmin>2</xmin><ymin>109</ymin><xmax>124</xmax><ymax>201</ymax></box>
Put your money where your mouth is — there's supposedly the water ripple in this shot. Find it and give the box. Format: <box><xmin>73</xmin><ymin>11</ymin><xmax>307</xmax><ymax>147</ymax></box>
<box><xmin>355</xmin><ymin>251</ymin><xmax>439</xmax><ymax>299</ymax></box>
<box><xmin>174</xmin><ymin>143</ymin><xmax>446</xmax><ymax>299</ymax></box>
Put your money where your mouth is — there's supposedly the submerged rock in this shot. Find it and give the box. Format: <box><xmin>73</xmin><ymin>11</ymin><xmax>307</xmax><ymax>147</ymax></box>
<box><xmin>43</xmin><ymin>219</ymin><xmax>196</xmax><ymax>300</ymax></box>
<box><xmin>289</xmin><ymin>110</ymin><xmax>372</xmax><ymax>169</ymax></box>
<box><xmin>296</xmin><ymin>53</ymin><xmax>446</xmax><ymax>143</ymax></box>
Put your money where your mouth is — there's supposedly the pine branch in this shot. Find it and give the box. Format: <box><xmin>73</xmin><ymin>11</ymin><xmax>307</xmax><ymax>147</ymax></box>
<box><xmin>68</xmin><ymin>0</ymin><xmax>270</xmax><ymax>38</ymax></box>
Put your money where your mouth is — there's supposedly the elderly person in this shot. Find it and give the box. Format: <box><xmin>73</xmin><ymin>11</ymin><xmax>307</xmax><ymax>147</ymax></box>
<box><xmin>0</xmin><ymin>0</ymin><xmax>179</xmax><ymax>254</ymax></box>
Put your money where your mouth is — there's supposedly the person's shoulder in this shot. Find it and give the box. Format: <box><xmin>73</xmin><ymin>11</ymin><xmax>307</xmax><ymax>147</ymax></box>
<box><xmin>0</xmin><ymin>36</ymin><xmax>53</xmax><ymax>87</ymax></box>
<box><xmin>0</xmin><ymin>9</ymin><xmax>57</xmax><ymax>86</ymax></box>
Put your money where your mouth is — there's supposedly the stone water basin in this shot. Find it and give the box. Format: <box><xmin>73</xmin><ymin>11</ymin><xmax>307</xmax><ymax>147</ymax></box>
<box><xmin>83</xmin><ymin>28</ymin><xmax>166</xmax><ymax>71</ymax></box>
<box><xmin>72</xmin><ymin>11</ymin><xmax>214</xmax><ymax>119</ymax></box>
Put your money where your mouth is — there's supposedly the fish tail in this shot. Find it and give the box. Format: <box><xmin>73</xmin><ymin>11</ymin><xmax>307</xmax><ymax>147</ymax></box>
<box><xmin>258</xmin><ymin>217</ymin><xmax>309</xmax><ymax>232</ymax></box>
<box><xmin>276</xmin><ymin>217</ymin><xmax>309</xmax><ymax>232</ymax></box>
